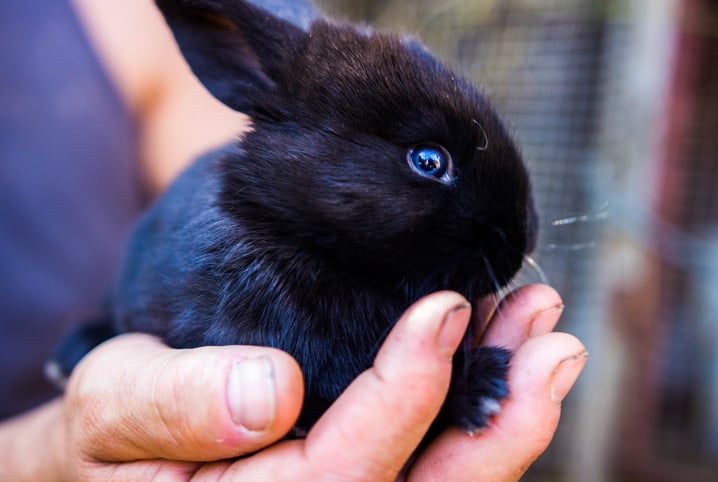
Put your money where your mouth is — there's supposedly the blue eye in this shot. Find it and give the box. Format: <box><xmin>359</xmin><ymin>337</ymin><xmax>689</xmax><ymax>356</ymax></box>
<box><xmin>408</xmin><ymin>145</ymin><xmax>451</xmax><ymax>180</ymax></box>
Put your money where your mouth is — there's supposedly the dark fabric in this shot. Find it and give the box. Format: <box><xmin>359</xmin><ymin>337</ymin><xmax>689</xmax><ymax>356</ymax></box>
<box><xmin>0</xmin><ymin>0</ymin><xmax>142</xmax><ymax>418</ymax></box>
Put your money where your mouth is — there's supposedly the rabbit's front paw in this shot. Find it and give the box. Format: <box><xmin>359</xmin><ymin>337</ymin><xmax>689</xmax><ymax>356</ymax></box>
<box><xmin>444</xmin><ymin>346</ymin><xmax>511</xmax><ymax>433</ymax></box>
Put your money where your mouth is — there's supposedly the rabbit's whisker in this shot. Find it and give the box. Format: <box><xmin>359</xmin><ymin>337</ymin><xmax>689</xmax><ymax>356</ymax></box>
<box><xmin>472</xmin><ymin>119</ymin><xmax>489</xmax><ymax>151</ymax></box>
<box><xmin>491</xmin><ymin>225</ymin><xmax>508</xmax><ymax>243</ymax></box>
<box><xmin>550</xmin><ymin>202</ymin><xmax>608</xmax><ymax>226</ymax></box>
<box><xmin>539</xmin><ymin>242</ymin><xmax>597</xmax><ymax>252</ymax></box>
<box><xmin>523</xmin><ymin>255</ymin><xmax>550</xmax><ymax>284</ymax></box>
<box><xmin>481</xmin><ymin>254</ymin><xmax>502</xmax><ymax>295</ymax></box>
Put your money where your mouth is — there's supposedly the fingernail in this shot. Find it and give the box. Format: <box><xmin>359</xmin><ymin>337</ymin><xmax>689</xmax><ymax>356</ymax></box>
<box><xmin>550</xmin><ymin>350</ymin><xmax>588</xmax><ymax>403</ymax></box>
<box><xmin>528</xmin><ymin>304</ymin><xmax>565</xmax><ymax>337</ymax></box>
<box><xmin>227</xmin><ymin>357</ymin><xmax>276</xmax><ymax>432</ymax></box>
<box><xmin>437</xmin><ymin>302</ymin><xmax>472</xmax><ymax>357</ymax></box>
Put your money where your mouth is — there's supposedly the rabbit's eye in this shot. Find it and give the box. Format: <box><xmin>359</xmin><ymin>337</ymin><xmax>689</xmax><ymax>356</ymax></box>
<box><xmin>408</xmin><ymin>145</ymin><xmax>452</xmax><ymax>181</ymax></box>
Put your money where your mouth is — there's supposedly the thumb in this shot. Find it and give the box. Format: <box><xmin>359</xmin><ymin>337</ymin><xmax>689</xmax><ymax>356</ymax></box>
<box><xmin>65</xmin><ymin>334</ymin><xmax>303</xmax><ymax>462</ymax></box>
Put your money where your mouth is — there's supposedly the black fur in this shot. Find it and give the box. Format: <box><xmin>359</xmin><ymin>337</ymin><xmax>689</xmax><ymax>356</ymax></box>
<box><xmin>56</xmin><ymin>0</ymin><xmax>537</xmax><ymax>436</ymax></box>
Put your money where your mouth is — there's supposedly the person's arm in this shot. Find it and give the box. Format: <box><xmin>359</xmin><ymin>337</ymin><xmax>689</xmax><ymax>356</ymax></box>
<box><xmin>0</xmin><ymin>285</ymin><xmax>585</xmax><ymax>481</ymax></box>
<box><xmin>72</xmin><ymin>0</ymin><xmax>248</xmax><ymax>195</ymax></box>
<box><xmin>0</xmin><ymin>400</ymin><xmax>65</xmax><ymax>480</ymax></box>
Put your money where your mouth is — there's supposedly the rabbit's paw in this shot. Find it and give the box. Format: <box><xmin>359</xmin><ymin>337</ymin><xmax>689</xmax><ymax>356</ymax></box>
<box><xmin>445</xmin><ymin>346</ymin><xmax>511</xmax><ymax>433</ymax></box>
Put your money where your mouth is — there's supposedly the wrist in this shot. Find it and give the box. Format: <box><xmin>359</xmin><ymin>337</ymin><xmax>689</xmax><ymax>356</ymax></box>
<box><xmin>0</xmin><ymin>398</ymin><xmax>68</xmax><ymax>481</ymax></box>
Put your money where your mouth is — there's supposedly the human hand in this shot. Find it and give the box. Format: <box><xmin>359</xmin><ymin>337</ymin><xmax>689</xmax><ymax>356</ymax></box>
<box><xmin>202</xmin><ymin>285</ymin><xmax>586</xmax><ymax>481</ymax></box>
<box><xmin>4</xmin><ymin>284</ymin><xmax>584</xmax><ymax>481</ymax></box>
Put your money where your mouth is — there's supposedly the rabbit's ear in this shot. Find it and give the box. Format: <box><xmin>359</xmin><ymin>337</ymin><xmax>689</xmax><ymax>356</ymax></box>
<box><xmin>155</xmin><ymin>0</ymin><xmax>310</xmax><ymax>113</ymax></box>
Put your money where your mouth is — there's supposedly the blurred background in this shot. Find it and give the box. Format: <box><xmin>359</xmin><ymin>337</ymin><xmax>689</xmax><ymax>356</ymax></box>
<box><xmin>316</xmin><ymin>0</ymin><xmax>718</xmax><ymax>480</ymax></box>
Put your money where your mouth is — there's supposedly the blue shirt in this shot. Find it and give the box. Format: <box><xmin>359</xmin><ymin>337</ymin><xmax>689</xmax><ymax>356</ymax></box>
<box><xmin>0</xmin><ymin>0</ymin><xmax>143</xmax><ymax>418</ymax></box>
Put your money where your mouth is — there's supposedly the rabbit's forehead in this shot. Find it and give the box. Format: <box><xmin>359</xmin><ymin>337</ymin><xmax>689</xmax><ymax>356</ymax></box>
<box><xmin>300</xmin><ymin>26</ymin><xmax>465</xmax><ymax>103</ymax></box>
<box><xmin>297</xmin><ymin>24</ymin><xmax>501</xmax><ymax>153</ymax></box>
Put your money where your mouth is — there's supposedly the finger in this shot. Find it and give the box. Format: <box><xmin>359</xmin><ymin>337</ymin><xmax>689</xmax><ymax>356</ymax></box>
<box><xmin>407</xmin><ymin>332</ymin><xmax>587</xmax><ymax>481</ymax></box>
<box><xmin>76</xmin><ymin>459</ymin><xmax>201</xmax><ymax>481</ymax></box>
<box><xmin>480</xmin><ymin>284</ymin><xmax>564</xmax><ymax>350</ymax></box>
<box><xmin>304</xmin><ymin>292</ymin><xmax>471</xmax><ymax>480</ymax></box>
<box><xmin>215</xmin><ymin>291</ymin><xmax>473</xmax><ymax>481</ymax></box>
<box><xmin>65</xmin><ymin>334</ymin><xmax>304</xmax><ymax>462</ymax></box>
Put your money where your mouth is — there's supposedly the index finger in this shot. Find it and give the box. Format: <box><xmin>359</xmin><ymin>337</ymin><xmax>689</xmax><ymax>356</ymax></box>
<box><xmin>304</xmin><ymin>291</ymin><xmax>471</xmax><ymax>479</ymax></box>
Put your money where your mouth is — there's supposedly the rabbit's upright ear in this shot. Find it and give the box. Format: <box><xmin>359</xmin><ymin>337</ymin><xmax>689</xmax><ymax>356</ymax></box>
<box><xmin>155</xmin><ymin>0</ymin><xmax>310</xmax><ymax>113</ymax></box>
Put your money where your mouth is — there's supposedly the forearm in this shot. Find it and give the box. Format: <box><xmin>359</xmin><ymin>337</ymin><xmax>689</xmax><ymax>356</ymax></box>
<box><xmin>0</xmin><ymin>399</ymin><xmax>66</xmax><ymax>482</ymax></box>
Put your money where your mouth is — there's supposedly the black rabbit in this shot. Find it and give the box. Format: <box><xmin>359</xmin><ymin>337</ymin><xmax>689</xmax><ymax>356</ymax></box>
<box><xmin>51</xmin><ymin>0</ymin><xmax>537</xmax><ymax>437</ymax></box>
